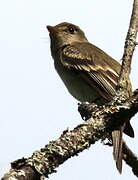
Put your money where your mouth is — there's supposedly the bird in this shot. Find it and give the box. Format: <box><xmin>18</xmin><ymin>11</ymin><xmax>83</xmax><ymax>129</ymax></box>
<box><xmin>47</xmin><ymin>22</ymin><xmax>134</xmax><ymax>173</ymax></box>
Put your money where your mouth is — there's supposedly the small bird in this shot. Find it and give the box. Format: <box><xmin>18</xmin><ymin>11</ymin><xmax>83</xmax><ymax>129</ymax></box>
<box><xmin>47</xmin><ymin>22</ymin><xmax>134</xmax><ymax>173</ymax></box>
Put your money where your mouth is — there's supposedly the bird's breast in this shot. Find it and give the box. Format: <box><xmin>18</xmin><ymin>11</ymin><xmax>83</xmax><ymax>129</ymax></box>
<box><xmin>54</xmin><ymin>60</ymin><xmax>103</xmax><ymax>103</ymax></box>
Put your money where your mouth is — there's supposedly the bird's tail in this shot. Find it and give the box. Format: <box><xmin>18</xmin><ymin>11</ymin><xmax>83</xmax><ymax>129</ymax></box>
<box><xmin>112</xmin><ymin>125</ymin><xmax>125</xmax><ymax>173</ymax></box>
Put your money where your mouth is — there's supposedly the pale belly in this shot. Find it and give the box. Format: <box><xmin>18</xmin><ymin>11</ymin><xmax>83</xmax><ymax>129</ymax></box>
<box><xmin>54</xmin><ymin>61</ymin><xmax>105</xmax><ymax>104</ymax></box>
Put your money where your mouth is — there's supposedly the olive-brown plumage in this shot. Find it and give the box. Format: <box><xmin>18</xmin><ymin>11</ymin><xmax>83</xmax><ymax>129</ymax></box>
<box><xmin>47</xmin><ymin>22</ymin><xmax>134</xmax><ymax>173</ymax></box>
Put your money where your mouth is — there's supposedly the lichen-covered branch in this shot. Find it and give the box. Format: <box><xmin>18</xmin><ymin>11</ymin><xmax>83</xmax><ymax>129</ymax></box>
<box><xmin>118</xmin><ymin>0</ymin><xmax>138</xmax><ymax>87</ymax></box>
<box><xmin>123</xmin><ymin>140</ymin><xmax>138</xmax><ymax>177</ymax></box>
<box><xmin>1</xmin><ymin>166</ymin><xmax>41</xmax><ymax>180</ymax></box>
<box><xmin>2</xmin><ymin>89</ymin><xmax>138</xmax><ymax>180</ymax></box>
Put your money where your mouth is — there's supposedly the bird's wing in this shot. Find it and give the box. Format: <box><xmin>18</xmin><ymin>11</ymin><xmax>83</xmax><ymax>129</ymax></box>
<box><xmin>60</xmin><ymin>42</ymin><xmax>120</xmax><ymax>101</ymax></box>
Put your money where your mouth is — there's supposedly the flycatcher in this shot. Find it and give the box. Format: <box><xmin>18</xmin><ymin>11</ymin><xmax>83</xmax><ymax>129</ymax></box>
<box><xmin>47</xmin><ymin>22</ymin><xmax>134</xmax><ymax>173</ymax></box>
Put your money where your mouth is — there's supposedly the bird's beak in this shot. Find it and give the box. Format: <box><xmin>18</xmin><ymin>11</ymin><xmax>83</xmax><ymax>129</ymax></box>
<box><xmin>47</xmin><ymin>25</ymin><xmax>58</xmax><ymax>34</ymax></box>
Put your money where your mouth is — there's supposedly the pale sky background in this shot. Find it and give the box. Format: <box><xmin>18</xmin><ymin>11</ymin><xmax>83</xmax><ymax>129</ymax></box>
<box><xmin>0</xmin><ymin>0</ymin><xmax>138</xmax><ymax>180</ymax></box>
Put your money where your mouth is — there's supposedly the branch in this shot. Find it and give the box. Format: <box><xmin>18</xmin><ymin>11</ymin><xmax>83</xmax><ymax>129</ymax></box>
<box><xmin>123</xmin><ymin>140</ymin><xmax>138</xmax><ymax>176</ymax></box>
<box><xmin>118</xmin><ymin>0</ymin><xmax>138</xmax><ymax>87</ymax></box>
<box><xmin>2</xmin><ymin>89</ymin><xmax>138</xmax><ymax>180</ymax></box>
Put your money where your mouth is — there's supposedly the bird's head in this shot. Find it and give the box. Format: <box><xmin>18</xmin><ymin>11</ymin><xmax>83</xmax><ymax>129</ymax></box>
<box><xmin>47</xmin><ymin>22</ymin><xmax>88</xmax><ymax>50</ymax></box>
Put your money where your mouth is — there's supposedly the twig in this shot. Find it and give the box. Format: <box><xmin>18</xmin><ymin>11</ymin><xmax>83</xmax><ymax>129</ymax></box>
<box><xmin>123</xmin><ymin>140</ymin><xmax>138</xmax><ymax>177</ymax></box>
<box><xmin>118</xmin><ymin>0</ymin><xmax>138</xmax><ymax>87</ymax></box>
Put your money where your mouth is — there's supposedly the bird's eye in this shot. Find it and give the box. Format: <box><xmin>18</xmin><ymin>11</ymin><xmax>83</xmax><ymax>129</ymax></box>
<box><xmin>68</xmin><ymin>27</ymin><xmax>77</xmax><ymax>34</ymax></box>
